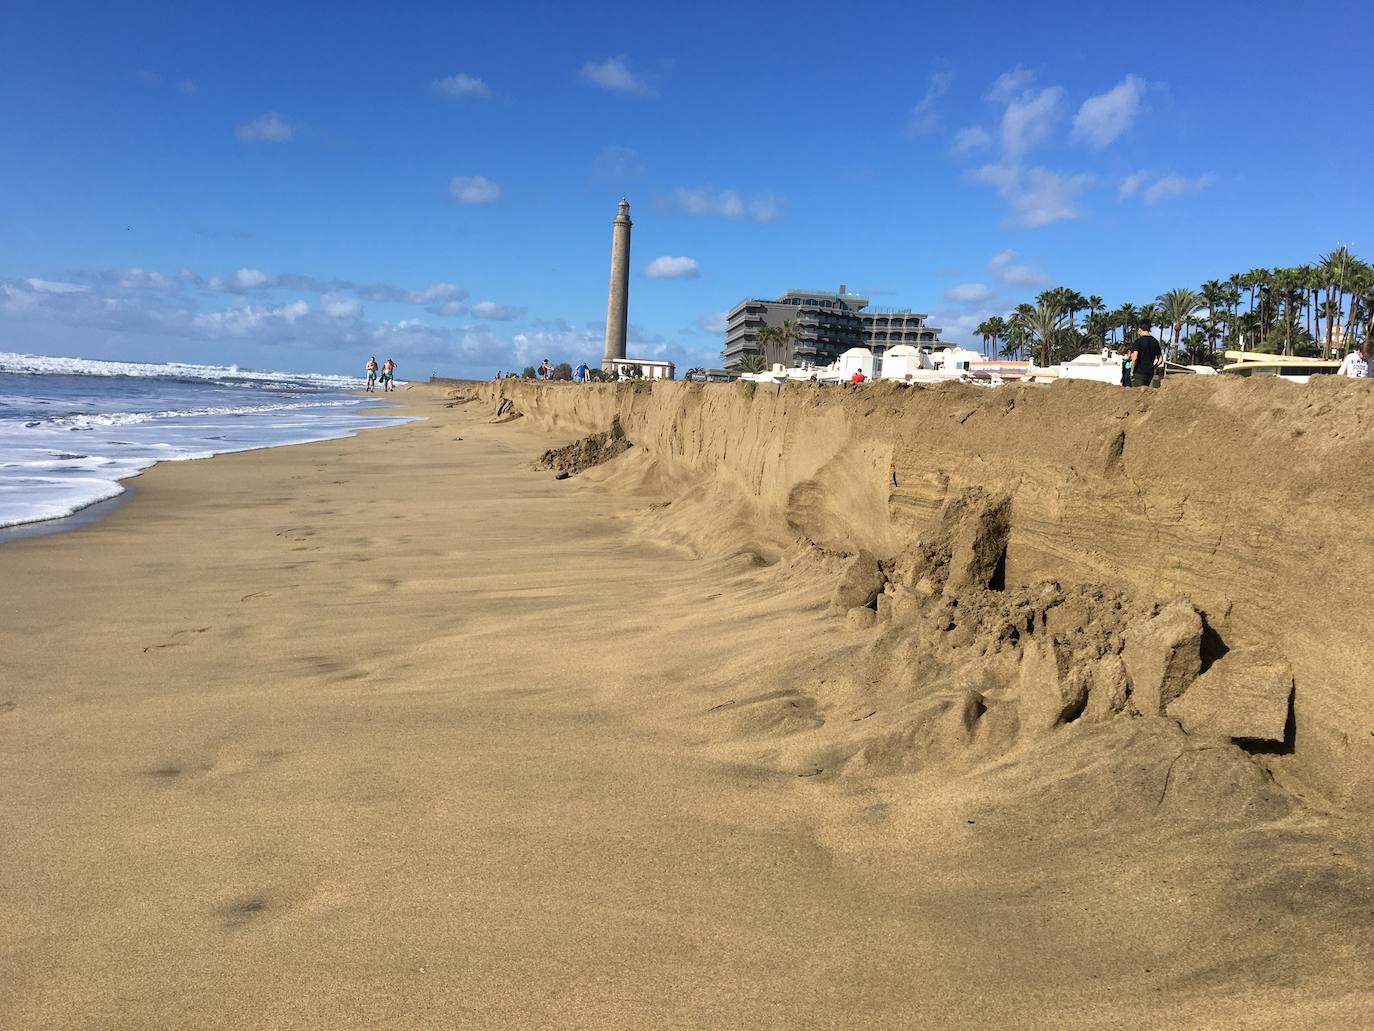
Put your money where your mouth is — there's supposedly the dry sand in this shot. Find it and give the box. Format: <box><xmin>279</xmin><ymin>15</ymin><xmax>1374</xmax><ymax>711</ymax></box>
<box><xmin>2</xmin><ymin>382</ymin><xmax>1372</xmax><ymax>1029</ymax></box>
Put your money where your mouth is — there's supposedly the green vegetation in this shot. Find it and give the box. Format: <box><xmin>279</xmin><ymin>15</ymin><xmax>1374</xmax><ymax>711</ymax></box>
<box><xmin>976</xmin><ymin>247</ymin><xmax>1374</xmax><ymax>366</ymax></box>
<box><xmin>736</xmin><ymin>352</ymin><xmax>767</xmax><ymax>374</ymax></box>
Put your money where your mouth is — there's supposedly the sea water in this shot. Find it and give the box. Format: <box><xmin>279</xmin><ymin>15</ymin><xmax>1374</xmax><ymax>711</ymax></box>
<box><xmin>0</xmin><ymin>351</ymin><xmax>412</xmax><ymax>531</ymax></box>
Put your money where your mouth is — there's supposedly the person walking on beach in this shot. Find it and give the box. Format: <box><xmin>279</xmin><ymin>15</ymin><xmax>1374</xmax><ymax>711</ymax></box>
<box><xmin>381</xmin><ymin>357</ymin><xmax>396</xmax><ymax>391</ymax></box>
<box><xmin>538</xmin><ymin>358</ymin><xmax>551</xmax><ymax>381</ymax></box>
<box><xmin>365</xmin><ymin>356</ymin><xmax>378</xmax><ymax>392</ymax></box>
<box><xmin>1129</xmin><ymin>322</ymin><xmax>1163</xmax><ymax>388</ymax></box>
<box><xmin>1336</xmin><ymin>340</ymin><xmax>1372</xmax><ymax>378</ymax></box>
<box><xmin>575</xmin><ymin>361</ymin><xmax>590</xmax><ymax>383</ymax></box>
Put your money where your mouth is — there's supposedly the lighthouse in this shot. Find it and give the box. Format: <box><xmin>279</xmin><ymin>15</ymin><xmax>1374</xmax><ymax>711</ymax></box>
<box><xmin>601</xmin><ymin>198</ymin><xmax>632</xmax><ymax>370</ymax></box>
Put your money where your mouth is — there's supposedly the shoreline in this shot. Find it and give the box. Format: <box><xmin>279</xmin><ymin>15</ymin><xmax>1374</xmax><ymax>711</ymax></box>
<box><xmin>3</xmin><ymin>383</ymin><xmax>1371</xmax><ymax>1028</ymax></box>
<box><xmin>0</xmin><ymin>389</ymin><xmax>411</xmax><ymax>542</ymax></box>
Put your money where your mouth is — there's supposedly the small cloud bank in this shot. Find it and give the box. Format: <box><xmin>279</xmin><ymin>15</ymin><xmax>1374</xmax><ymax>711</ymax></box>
<box><xmin>432</xmin><ymin>73</ymin><xmax>491</xmax><ymax>99</ymax></box>
<box><xmin>697</xmin><ymin>312</ymin><xmax>728</xmax><ymax>334</ymax></box>
<box><xmin>643</xmin><ymin>255</ymin><xmax>701</xmax><ymax>280</ymax></box>
<box><xmin>970</xmin><ymin>164</ymin><xmax>1093</xmax><ymax>229</ymax></box>
<box><xmin>235</xmin><ymin>112</ymin><xmax>294</xmax><ymax>143</ymax></box>
<box><xmin>1120</xmin><ymin>171</ymin><xmax>1215</xmax><ymax>204</ymax></box>
<box><xmin>943</xmin><ymin>282</ymin><xmax>993</xmax><ymax>304</ymax></box>
<box><xmin>908</xmin><ymin>71</ymin><xmax>953</xmax><ymax>135</ymax></box>
<box><xmin>580</xmin><ymin>55</ymin><xmax>652</xmax><ymax>96</ymax></box>
<box><xmin>987</xmin><ymin>249</ymin><xmax>1048</xmax><ymax>288</ymax></box>
<box><xmin>1072</xmin><ymin>74</ymin><xmax>1146</xmax><ymax>148</ymax></box>
<box><xmin>664</xmin><ymin>187</ymin><xmax>782</xmax><ymax>223</ymax></box>
<box><xmin>450</xmin><ymin>175</ymin><xmax>501</xmax><ymax>204</ymax></box>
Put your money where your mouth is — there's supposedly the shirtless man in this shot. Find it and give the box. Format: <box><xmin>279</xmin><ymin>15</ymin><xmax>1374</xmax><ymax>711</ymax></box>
<box><xmin>365</xmin><ymin>356</ymin><xmax>378</xmax><ymax>392</ymax></box>
<box><xmin>381</xmin><ymin>357</ymin><xmax>396</xmax><ymax>392</ymax></box>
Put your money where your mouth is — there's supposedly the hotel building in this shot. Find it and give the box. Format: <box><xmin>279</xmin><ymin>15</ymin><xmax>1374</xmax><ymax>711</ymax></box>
<box><xmin>721</xmin><ymin>285</ymin><xmax>944</xmax><ymax>370</ymax></box>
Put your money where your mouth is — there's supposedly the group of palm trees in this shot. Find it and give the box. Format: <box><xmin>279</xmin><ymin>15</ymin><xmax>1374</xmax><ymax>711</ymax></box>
<box><xmin>975</xmin><ymin>246</ymin><xmax>1372</xmax><ymax>367</ymax></box>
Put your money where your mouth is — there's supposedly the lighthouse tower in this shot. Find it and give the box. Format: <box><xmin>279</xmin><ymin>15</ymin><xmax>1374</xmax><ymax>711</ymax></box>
<box><xmin>601</xmin><ymin>198</ymin><xmax>632</xmax><ymax>370</ymax></box>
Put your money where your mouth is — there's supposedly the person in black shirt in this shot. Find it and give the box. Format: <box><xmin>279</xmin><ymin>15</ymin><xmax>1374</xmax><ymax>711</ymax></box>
<box><xmin>1129</xmin><ymin>321</ymin><xmax>1163</xmax><ymax>388</ymax></box>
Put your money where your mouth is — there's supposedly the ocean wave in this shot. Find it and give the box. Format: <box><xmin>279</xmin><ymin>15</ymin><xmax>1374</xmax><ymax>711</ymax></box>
<box><xmin>0</xmin><ymin>351</ymin><xmax>366</xmax><ymax>391</ymax></box>
<box><xmin>40</xmin><ymin>398</ymin><xmax>357</xmax><ymax>430</ymax></box>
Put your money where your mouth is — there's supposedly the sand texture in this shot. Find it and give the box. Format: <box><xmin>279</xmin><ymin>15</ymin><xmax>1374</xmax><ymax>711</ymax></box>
<box><xmin>3</xmin><ymin>380</ymin><xmax>1373</xmax><ymax>1029</ymax></box>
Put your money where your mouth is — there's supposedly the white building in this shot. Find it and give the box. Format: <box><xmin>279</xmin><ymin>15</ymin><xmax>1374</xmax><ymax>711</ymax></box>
<box><xmin>609</xmin><ymin>357</ymin><xmax>675</xmax><ymax>380</ymax></box>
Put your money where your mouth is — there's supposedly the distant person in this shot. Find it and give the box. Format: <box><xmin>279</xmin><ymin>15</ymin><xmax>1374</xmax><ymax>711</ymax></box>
<box><xmin>365</xmin><ymin>356</ymin><xmax>378</xmax><ymax>392</ymax></box>
<box><xmin>575</xmin><ymin>361</ymin><xmax>590</xmax><ymax>383</ymax></box>
<box><xmin>1336</xmin><ymin>340</ymin><xmax>1372</xmax><ymax>378</ymax></box>
<box><xmin>494</xmin><ymin>369</ymin><xmax>502</xmax><ymax>380</ymax></box>
<box><xmin>538</xmin><ymin>358</ymin><xmax>551</xmax><ymax>381</ymax></box>
<box><xmin>1129</xmin><ymin>322</ymin><xmax>1163</xmax><ymax>389</ymax></box>
<box><xmin>381</xmin><ymin>357</ymin><xmax>396</xmax><ymax>391</ymax></box>
<box><xmin>1117</xmin><ymin>342</ymin><xmax>1132</xmax><ymax>387</ymax></box>
<box><xmin>851</xmin><ymin>369</ymin><xmax>866</xmax><ymax>384</ymax></box>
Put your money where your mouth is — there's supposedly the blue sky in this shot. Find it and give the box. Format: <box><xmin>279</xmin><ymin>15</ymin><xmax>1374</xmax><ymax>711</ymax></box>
<box><xmin>3</xmin><ymin>0</ymin><xmax>1371</xmax><ymax>377</ymax></box>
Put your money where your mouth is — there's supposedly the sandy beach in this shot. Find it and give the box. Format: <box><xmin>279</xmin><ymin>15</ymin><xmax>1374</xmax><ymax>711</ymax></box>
<box><xmin>3</xmin><ymin>382</ymin><xmax>1372</xmax><ymax>1030</ymax></box>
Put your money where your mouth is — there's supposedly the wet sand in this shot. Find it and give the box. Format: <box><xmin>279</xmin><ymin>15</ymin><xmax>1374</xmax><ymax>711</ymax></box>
<box><xmin>3</xmin><ymin>385</ymin><xmax>1371</xmax><ymax>1029</ymax></box>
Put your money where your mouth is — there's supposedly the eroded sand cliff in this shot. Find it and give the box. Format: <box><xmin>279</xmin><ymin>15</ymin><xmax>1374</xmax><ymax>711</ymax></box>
<box><xmin>473</xmin><ymin>376</ymin><xmax>1374</xmax><ymax>813</ymax></box>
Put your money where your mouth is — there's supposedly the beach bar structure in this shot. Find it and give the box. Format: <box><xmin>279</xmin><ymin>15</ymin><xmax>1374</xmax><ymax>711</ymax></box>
<box><xmin>609</xmin><ymin>357</ymin><xmax>675</xmax><ymax>380</ymax></box>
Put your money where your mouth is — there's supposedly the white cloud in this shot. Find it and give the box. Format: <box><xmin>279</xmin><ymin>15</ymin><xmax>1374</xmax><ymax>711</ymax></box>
<box><xmin>176</xmin><ymin>79</ymin><xmax>199</xmax><ymax>95</ymax></box>
<box><xmin>428</xmin><ymin>300</ymin><xmax>468</xmax><ymax>316</ymax></box>
<box><xmin>972</xmin><ymin>164</ymin><xmax>1092</xmax><ymax>228</ymax></box>
<box><xmin>987</xmin><ymin>66</ymin><xmax>1036</xmax><ymax>104</ymax></box>
<box><xmin>643</xmin><ymin>255</ymin><xmax>700</xmax><ymax>280</ymax></box>
<box><xmin>908</xmin><ymin>70</ymin><xmax>953</xmax><ymax>135</ymax></box>
<box><xmin>580</xmin><ymin>56</ymin><xmax>651</xmax><ymax>96</ymax></box>
<box><xmin>1072</xmin><ymin>74</ymin><xmax>1146</xmax><ymax>148</ymax></box>
<box><xmin>667</xmin><ymin>187</ymin><xmax>782</xmax><ymax>223</ymax></box>
<box><xmin>449</xmin><ymin>175</ymin><xmax>501</xmax><ymax>204</ymax></box>
<box><xmin>987</xmin><ymin>249</ymin><xmax>1049</xmax><ymax>288</ymax></box>
<box><xmin>1142</xmin><ymin>172</ymin><xmax>1215</xmax><ymax>204</ymax></box>
<box><xmin>432</xmin><ymin>73</ymin><xmax>490</xmax><ymax>99</ymax></box>
<box><xmin>951</xmin><ymin>126</ymin><xmax>992</xmax><ymax>156</ymax></box>
<box><xmin>698</xmin><ymin>312</ymin><xmax>728</xmax><ymax>334</ymax></box>
<box><xmin>469</xmin><ymin>300</ymin><xmax>524</xmax><ymax>320</ymax></box>
<box><xmin>0</xmin><ymin>269</ymin><xmax>556</xmax><ymax>372</ymax></box>
<box><xmin>235</xmin><ymin>112</ymin><xmax>294</xmax><ymax>143</ymax></box>
<box><xmin>1118</xmin><ymin>170</ymin><xmax>1150</xmax><ymax>199</ymax></box>
<box><xmin>409</xmin><ymin>282</ymin><xmax>465</xmax><ymax>304</ymax></box>
<box><xmin>943</xmin><ymin>282</ymin><xmax>993</xmax><ymax>304</ymax></box>
<box><xmin>234</xmin><ymin>268</ymin><xmax>270</xmax><ymax>290</ymax></box>
<box><xmin>321</xmin><ymin>293</ymin><xmax>361</xmax><ymax>318</ymax></box>
<box><xmin>1001</xmin><ymin>86</ymin><xmax>1062</xmax><ymax>159</ymax></box>
<box><xmin>25</xmin><ymin>277</ymin><xmax>89</xmax><ymax>294</ymax></box>
<box><xmin>193</xmin><ymin>298</ymin><xmax>312</xmax><ymax>335</ymax></box>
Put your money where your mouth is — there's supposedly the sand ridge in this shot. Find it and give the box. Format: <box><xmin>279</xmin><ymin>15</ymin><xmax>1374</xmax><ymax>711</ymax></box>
<box><xmin>1</xmin><ymin>383</ymin><xmax>1371</xmax><ymax>1028</ymax></box>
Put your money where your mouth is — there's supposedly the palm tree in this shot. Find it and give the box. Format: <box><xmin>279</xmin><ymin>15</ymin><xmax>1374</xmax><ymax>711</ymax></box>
<box><xmin>1157</xmin><ymin>288</ymin><xmax>1201</xmax><ymax>360</ymax></box>
<box><xmin>737</xmin><ymin>352</ymin><xmax>766</xmax><ymax>374</ymax></box>
<box><xmin>1199</xmin><ymin>280</ymin><xmax>1226</xmax><ymax>360</ymax></box>
<box><xmin>1116</xmin><ymin>302</ymin><xmax>1138</xmax><ymax>343</ymax></box>
<box><xmin>1319</xmin><ymin>247</ymin><xmax>1354</xmax><ymax>350</ymax></box>
<box><xmin>975</xmin><ymin>318</ymin><xmax>994</xmax><ymax>356</ymax></box>
<box><xmin>985</xmin><ymin>315</ymin><xmax>1007</xmax><ymax>358</ymax></box>
<box><xmin>685</xmin><ymin>367</ymin><xmax>706</xmax><ymax>381</ymax></box>
<box><xmin>1016</xmin><ymin>300</ymin><xmax>1067</xmax><ymax>367</ymax></box>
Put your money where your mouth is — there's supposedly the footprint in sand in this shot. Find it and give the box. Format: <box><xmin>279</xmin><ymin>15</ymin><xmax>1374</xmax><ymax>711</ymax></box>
<box><xmin>241</xmin><ymin>585</ymin><xmax>299</xmax><ymax>602</ymax></box>
<box><xmin>220</xmin><ymin>894</ymin><xmax>274</xmax><ymax>928</ymax></box>
<box><xmin>142</xmin><ymin>626</ymin><xmax>211</xmax><ymax>653</ymax></box>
